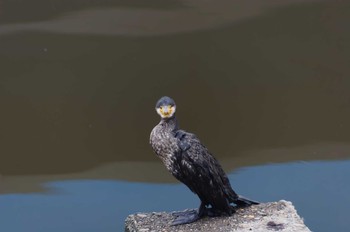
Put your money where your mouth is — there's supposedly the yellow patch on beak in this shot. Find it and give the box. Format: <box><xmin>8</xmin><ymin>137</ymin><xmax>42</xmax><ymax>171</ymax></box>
<box><xmin>157</xmin><ymin>105</ymin><xmax>175</xmax><ymax>118</ymax></box>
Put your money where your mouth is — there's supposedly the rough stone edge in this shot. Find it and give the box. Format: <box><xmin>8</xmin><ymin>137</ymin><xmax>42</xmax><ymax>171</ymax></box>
<box><xmin>125</xmin><ymin>200</ymin><xmax>311</xmax><ymax>232</ymax></box>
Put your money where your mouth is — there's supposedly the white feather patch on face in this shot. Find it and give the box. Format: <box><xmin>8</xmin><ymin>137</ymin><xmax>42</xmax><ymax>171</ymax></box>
<box><xmin>156</xmin><ymin>105</ymin><xmax>176</xmax><ymax>118</ymax></box>
<box><xmin>156</xmin><ymin>108</ymin><xmax>163</xmax><ymax>117</ymax></box>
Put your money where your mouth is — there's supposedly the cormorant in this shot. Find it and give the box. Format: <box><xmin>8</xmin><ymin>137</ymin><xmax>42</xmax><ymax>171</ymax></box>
<box><xmin>150</xmin><ymin>96</ymin><xmax>259</xmax><ymax>226</ymax></box>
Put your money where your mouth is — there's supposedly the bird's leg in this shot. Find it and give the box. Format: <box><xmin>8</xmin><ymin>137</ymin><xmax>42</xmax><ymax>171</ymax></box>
<box><xmin>202</xmin><ymin>207</ymin><xmax>218</xmax><ymax>217</ymax></box>
<box><xmin>171</xmin><ymin>202</ymin><xmax>206</xmax><ymax>226</ymax></box>
<box><xmin>199</xmin><ymin>205</ymin><xmax>236</xmax><ymax>218</ymax></box>
<box><xmin>200</xmin><ymin>207</ymin><xmax>230</xmax><ymax>218</ymax></box>
<box><xmin>197</xmin><ymin>202</ymin><xmax>207</xmax><ymax>217</ymax></box>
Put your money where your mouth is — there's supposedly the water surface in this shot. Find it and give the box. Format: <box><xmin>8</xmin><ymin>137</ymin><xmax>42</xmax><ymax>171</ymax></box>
<box><xmin>0</xmin><ymin>0</ymin><xmax>350</xmax><ymax>231</ymax></box>
<box><xmin>1</xmin><ymin>160</ymin><xmax>350</xmax><ymax>232</ymax></box>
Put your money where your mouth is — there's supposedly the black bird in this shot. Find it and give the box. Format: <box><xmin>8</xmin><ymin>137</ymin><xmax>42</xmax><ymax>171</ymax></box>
<box><xmin>150</xmin><ymin>96</ymin><xmax>258</xmax><ymax>226</ymax></box>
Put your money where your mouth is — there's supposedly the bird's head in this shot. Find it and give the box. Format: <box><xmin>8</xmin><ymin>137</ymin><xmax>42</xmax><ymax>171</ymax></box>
<box><xmin>155</xmin><ymin>96</ymin><xmax>176</xmax><ymax>119</ymax></box>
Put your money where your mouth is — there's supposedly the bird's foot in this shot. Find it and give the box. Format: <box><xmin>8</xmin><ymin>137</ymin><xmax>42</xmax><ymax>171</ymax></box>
<box><xmin>172</xmin><ymin>209</ymin><xmax>197</xmax><ymax>217</ymax></box>
<box><xmin>171</xmin><ymin>204</ymin><xmax>233</xmax><ymax>225</ymax></box>
<box><xmin>171</xmin><ymin>210</ymin><xmax>200</xmax><ymax>226</ymax></box>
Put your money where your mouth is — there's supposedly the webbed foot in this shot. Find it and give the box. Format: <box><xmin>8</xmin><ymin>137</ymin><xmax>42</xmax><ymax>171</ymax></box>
<box><xmin>171</xmin><ymin>210</ymin><xmax>200</xmax><ymax>226</ymax></box>
<box><xmin>170</xmin><ymin>202</ymin><xmax>229</xmax><ymax>226</ymax></box>
<box><xmin>172</xmin><ymin>209</ymin><xmax>197</xmax><ymax>217</ymax></box>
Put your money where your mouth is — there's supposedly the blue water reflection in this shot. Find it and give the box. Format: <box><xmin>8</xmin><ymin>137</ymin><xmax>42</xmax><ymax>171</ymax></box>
<box><xmin>1</xmin><ymin>160</ymin><xmax>349</xmax><ymax>232</ymax></box>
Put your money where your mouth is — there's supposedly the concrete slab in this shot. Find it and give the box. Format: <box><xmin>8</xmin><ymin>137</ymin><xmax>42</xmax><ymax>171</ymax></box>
<box><xmin>125</xmin><ymin>200</ymin><xmax>311</xmax><ymax>232</ymax></box>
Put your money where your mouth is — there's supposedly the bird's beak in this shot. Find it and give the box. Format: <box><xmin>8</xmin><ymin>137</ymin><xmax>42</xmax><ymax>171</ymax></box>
<box><xmin>157</xmin><ymin>105</ymin><xmax>175</xmax><ymax>118</ymax></box>
<box><xmin>162</xmin><ymin>106</ymin><xmax>170</xmax><ymax>114</ymax></box>
<box><xmin>161</xmin><ymin>106</ymin><xmax>172</xmax><ymax>117</ymax></box>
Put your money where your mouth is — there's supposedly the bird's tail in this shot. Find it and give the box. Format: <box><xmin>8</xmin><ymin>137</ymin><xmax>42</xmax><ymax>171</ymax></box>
<box><xmin>234</xmin><ymin>195</ymin><xmax>259</xmax><ymax>207</ymax></box>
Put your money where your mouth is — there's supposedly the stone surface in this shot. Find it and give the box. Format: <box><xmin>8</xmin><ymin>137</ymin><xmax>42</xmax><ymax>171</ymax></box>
<box><xmin>125</xmin><ymin>200</ymin><xmax>311</xmax><ymax>232</ymax></box>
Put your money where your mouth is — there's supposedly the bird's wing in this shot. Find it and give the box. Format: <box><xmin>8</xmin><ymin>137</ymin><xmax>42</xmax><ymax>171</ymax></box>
<box><xmin>173</xmin><ymin>130</ymin><xmax>238</xmax><ymax>204</ymax></box>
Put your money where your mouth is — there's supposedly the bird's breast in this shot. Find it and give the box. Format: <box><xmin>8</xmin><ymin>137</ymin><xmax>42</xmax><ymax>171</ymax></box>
<box><xmin>150</xmin><ymin>125</ymin><xmax>179</xmax><ymax>169</ymax></box>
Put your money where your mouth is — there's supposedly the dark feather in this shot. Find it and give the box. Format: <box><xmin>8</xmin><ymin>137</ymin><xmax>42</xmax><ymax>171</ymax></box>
<box><xmin>150</xmin><ymin>108</ymin><xmax>258</xmax><ymax>219</ymax></box>
<box><xmin>172</xmin><ymin>129</ymin><xmax>239</xmax><ymax>213</ymax></box>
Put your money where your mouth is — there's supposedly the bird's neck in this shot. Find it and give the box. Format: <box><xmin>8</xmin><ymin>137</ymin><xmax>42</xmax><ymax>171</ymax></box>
<box><xmin>160</xmin><ymin>116</ymin><xmax>179</xmax><ymax>132</ymax></box>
